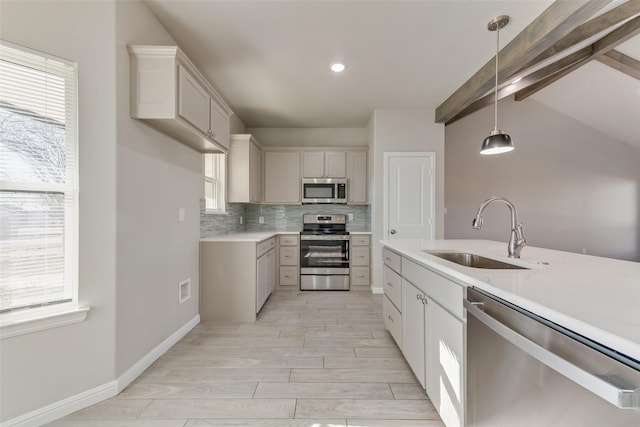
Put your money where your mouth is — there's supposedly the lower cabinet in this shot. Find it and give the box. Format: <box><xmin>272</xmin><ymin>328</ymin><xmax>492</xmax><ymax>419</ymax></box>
<box><xmin>401</xmin><ymin>279</ymin><xmax>427</xmax><ymax>389</ymax></box>
<box><xmin>200</xmin><ymin>236</ymin><xmax>275</xmax><ymax>322</ymax></box>
<box><xmin>427</xmin><ymin>297</ymin><xmax>464</xmax><ymax>427</ymax></box>
<box><xmin>256</xmin><ymin>246</ymin><xmax>275</xmax><ymax>312</ymax></box>
<box><xmin>383</xmin><ymin>247</ymin><xmax>465</xmax><ymax>427</ymax></box>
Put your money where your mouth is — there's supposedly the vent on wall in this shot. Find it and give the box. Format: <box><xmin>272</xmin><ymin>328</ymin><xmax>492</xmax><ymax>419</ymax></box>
<box><xmin>178</xmin><ymin>279</ymin><xmax>191</xmax><ymax>304</ymax></box>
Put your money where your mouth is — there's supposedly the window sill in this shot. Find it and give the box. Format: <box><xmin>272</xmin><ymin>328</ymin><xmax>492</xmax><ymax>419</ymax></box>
<box><xmin>0</xmin><ymin>306</ymin><xmax>90</xmax><ymax>340</ymax></box>
<box><xmin>203</xmin><ymin>210</ymin><xmax>228</xmax><ymax>216</ymax></box>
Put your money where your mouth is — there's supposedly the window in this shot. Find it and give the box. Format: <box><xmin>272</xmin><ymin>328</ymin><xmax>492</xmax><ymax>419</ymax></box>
<box><xmin>204</xmin><ymin>153</ymin><xmax>226</xmax><ymax>213</ymax></box>
<box><xmin>0</xmin><ymin>41</ymin><xmax>79</xmax><ymax>323</ymax></box>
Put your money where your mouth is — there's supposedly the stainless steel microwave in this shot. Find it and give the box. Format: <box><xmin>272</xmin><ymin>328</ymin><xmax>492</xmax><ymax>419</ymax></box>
<box><xmin>302</xmin><ymin>178</ymin><xmax>347</xmax><ymax>204</ymax></box>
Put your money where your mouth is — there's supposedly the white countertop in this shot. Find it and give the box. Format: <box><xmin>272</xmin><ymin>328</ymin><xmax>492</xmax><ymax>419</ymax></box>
<box><xmin>201</xmin><ymin>231</ymin><xmax>298</xmax><ymax>242</ymax></box>
<box><xmin>201</xmin><ymin>230</ymin><xmax>371</xmax><ymax>242</ymax></box>
<box><xmin>381</xmin><ymin>239</ymin><xmax>640</xmax><ymax>361</ymax></box>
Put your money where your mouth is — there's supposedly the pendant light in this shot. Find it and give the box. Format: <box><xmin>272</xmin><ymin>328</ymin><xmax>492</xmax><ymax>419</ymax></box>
<box><xmin>480</xmin><ymin>15</ymin><xmax>514</xmax><ymax>155</ymax></box>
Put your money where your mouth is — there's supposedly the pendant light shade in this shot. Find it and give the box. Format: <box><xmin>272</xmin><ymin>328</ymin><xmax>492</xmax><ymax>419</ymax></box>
<box><xmin>481</xmin><ymin>131</ymin><xmax>513</xmax><ymax>155</ymax></box>
<box><xmin>481</xmin><ymin>15</ymin><xmax>513</xmax><ymax>155</ymax></box>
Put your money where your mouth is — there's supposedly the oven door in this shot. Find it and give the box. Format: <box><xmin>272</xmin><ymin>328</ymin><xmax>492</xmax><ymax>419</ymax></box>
<box><xmin>300</xmin><ymin>235</ymin><xmax>349</xmax><ymax>290</ymax></box>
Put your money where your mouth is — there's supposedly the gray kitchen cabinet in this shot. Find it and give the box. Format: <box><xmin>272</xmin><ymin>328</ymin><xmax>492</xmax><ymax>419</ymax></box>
<box><xmin>382</xmin><ymin>246</ymin><xmax>465</xmax><ymax>427</ymax></box>
<box><xmin>200</xmin><ymin>236</ymin><xmax>275</xmax><ymax>322</ymax></box>
<box><xmin>401</xmin><ymin>278</ymin><xmax>427</xmax><ymax>389</ymax></box>
<box><xmin>263</xmin><ymin>151</ymin><xmax>301</xmax><ymax>204</ymax></box>
<box><xmin>302</xmin><ymin>151</ymin><xmax>346</xmax><ymax>178</ymax></box>
<box><xmin>128</xmin><ymin>45</ymin><xmax>231</xmax><ymax>153</ymax></box>
<box><xmin>347</xmin><ymin>151</ymin><xmax>367</xmax><ymax>204</ymax></box>
<box><xmin>228</xmin><ymin>134</ymin><xmax>261</xmax><ymax>203</ymax></box>
<box><xmin>350</xmin><ymin>234</ymin><xmax>370</xmax><ymax>288</ymax></box>
<box><xmin>278</xmin><ymin>234</ymin><xmax>299</xmax><ymax>289</ymax></box>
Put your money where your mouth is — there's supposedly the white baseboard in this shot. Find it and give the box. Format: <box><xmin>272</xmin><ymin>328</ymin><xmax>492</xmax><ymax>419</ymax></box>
<box><xmin>371</xmin><ymin>286</ymin><xmax>383</xmax><ymax>294</ymax></box>
<box><xmin>2</xmin><ymin>314</ymin><xmax>200</xmax><ymax>427</ymax></box>
<box><xmin>116</xmin><ymin>314</ymin><xmax>200</xmax><ymax>393</ymax></box>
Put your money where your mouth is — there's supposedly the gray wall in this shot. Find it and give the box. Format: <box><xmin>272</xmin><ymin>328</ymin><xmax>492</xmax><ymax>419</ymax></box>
<box><xmin>369</xmin><ymin>110</ymin><xmax>445</xmax><ymax>292</ymax></box>
<box><xmin>114</xmin><ymin>1</ymin><xmax>201</xmax><ymax>376</ymax></box>
<box><xmin>1</xmin><ymin>0</ymin><xmax>118</xmax><ymax>420</ymax></box>
<box><xmin>1</xmin><ymin>0</ymin><xmax>202</xmax><ymax>422</ymax></box>
<box><xmin>445</xmin><ymin>97</ymin><xmax>640</xmax><ymax>261</ymax></box>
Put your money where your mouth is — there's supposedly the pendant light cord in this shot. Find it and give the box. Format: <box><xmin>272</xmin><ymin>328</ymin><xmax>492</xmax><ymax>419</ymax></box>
<box><xmin>494</xmin><ymin>25</ymin><xmax>499</xmax><ymax>132</ymax></box>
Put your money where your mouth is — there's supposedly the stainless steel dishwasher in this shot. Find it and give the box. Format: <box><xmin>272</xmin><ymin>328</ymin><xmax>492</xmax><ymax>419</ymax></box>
<box><xmin>465</xmin><ymin>287</ymin><xmax>640</xmax><ymax>426</ymax></box>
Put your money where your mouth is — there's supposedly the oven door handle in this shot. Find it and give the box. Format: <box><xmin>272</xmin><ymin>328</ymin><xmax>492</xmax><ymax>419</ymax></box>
<box><xmin>464</xmin><ymin>299</ymin><xmax>640</xmax><ymax>409</ymax></box>
<box><xmin>345</xmin><ymin>240</ymin><xmax>349</xmax><ymax>261</ymax></box>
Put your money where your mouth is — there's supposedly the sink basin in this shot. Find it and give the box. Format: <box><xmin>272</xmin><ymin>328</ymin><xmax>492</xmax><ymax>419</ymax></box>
<box><xmin>423</xmin><ymin>251</ymin><xmax>529</xmax><ymax>270</ymax></box>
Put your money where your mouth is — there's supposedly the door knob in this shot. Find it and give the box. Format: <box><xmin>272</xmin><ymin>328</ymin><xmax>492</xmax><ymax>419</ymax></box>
<box><xmin>390</xmin><ymin>229</ymin><xmax>397</xmax><ymax>235</ymax></box>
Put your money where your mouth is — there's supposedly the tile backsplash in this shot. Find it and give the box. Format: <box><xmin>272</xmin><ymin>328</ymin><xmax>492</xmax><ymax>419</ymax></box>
<box><xmin>201</xmin><ymin>201</ymin><xmax>370</xmax><ymax>238</ymax></box>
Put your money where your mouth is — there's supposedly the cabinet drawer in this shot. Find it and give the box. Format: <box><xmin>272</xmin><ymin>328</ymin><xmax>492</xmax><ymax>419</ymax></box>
<box><xmin>257</xmin><ymin>237</ymin><xmax>275</xmax><ymax>258</ymax></box>
<box><xmin>351</xmin><ymin>246</ymin><xmax>370</xmax><ymax>266</ymax></box>
<box><xmin>279</xmin><ymin>235</ymin><xmax>298</xmax><ymax>246</ymax></box>
<box><xmin>279</xmin><ymin>266</ymin><xmax>298</xmax><ymax>286</ymax></box>
<box><xmin>382</xmin><ymin>247</ymin><xmax>401</xmax><ymax>273</ymax></box>
<box><xmin>279</xmin><ymin>246</ymin><xmax>298</xmax><ymax>266</ymax></box>
<box><xmin>351</xmin><ymin>267</ymin><xmax>370</xmax><ymax>286</ymax></box>
<box><xmin>351</xmin><ymin>235</ymin><xmax>370</xmax><ymax>246</ymax></box>
<box><xmin>383</xmin><ymin>296</ymin><xmax>402</xmax><ymax>348</ymax></box>
<box><xmin>402</xmin><ymin>258</ymin><xmax>464</xmax><ymax>319</ymax></box>
<box><xmin>383</xmin><ymin>265</ymin><xmax>402</xmax><ymax>311</ymax></box>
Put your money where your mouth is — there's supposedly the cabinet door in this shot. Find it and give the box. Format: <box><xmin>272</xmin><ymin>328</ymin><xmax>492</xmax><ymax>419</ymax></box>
<box><xmin>428</xmin><ymin>299</ymin><xmax>464</xmax><ymax>427</ymax></box>
<box><xmin>401</xmin><ymin>279</ymin><xmax>426</xmax><ymax>388</ymax></box>
<box><xmin>347</xmin><ymin>151</ymin><xmax>367</xmax><ymax>204</ymax></box>
<box><xmin>302</xmin><ymin>151</ymin><xmax>325</xmax><ymax>178</ymax></box>
<box><xmin>325</xmin><ymin>151</ymin><xmax>346</xmax><ymax>178</ymax></box>
<box><xmin>256</xmin><ymin>254</ymin><xmax>269</xmax><ymax>313</ymax></box>
<box><xmin>209</xmin><ymin>98</ymin><xmax>229</xmax><ymax>150</ymax></box>
<box><xmin>177</xmin><ymin>65</ymin><xmax>210</xmax><ymax>135</ymax></box>
<box><xmin>263</xmin><ymin>151</ymin><xmax>301</xmax><ymax>204</ymax></box>
<box><xmin>351</xmin><ymin>246</ymin><xmax>370</xmax><ymax>266</ymax></box>
<box><xmin>267</xmin><ymin>249</ymin><xmax>275</xmax><ymax>295</ymax></box>
<box><xmin>249</xmin><ymin>142</ymin><xmax>261</xmax><ymax>202</ymax></box>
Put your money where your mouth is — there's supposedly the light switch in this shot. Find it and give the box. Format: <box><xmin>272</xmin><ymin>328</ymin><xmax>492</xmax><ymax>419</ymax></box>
<box><xmin>179</xmin><ymin>208</ymin><xmax>185</xmax><ymax>222</ymax></box>
<box><xmin>259</xmin><ymin>216</ymin><xmax>264</xmax><ymax>224</ymax></box>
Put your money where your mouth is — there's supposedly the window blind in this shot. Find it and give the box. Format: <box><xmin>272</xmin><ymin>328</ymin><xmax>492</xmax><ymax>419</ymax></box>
<box><xmin>0</xmin><ymin>41</ymin><xmax>78</xmax><ymax>314</ymax></box>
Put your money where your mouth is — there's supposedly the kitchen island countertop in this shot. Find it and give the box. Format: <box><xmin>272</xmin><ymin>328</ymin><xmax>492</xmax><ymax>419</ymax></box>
<box><xmin>380</xmin><ymin>239</ymin><xmax>640</xmax><ymax>362</ymax></box>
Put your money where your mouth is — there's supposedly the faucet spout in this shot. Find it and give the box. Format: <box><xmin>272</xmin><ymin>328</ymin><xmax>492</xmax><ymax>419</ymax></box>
<box><xmin>472</xmin><ymin>196</ymin><xmax>526</xmax><ymax>258</ymax></box>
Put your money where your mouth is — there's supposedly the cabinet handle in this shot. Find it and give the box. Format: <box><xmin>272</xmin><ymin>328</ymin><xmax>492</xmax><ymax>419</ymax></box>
<box><xmin>387</xmin><ymin>315</ymin><xmax>394</xmax><ymax>322</ymax></box>
<box><xmin>416</xmin><ymin>294</ymin><xmax>421</xmax><ymax>300</ymax></box>
<box><xmin>387</xmin><ymin>282</ymin><xmax>393</xmax><ymax>287</ymax></box>
<box><xmin>385</xmin><ymin>257</ymin><xmax>391</xmax><ymax>262</ymax></box>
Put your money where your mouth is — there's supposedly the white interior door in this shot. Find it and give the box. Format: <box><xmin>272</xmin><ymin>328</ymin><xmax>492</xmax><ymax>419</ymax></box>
<box><xmin>384</xmin><ymin>152</ymin><xmax>435</xmax><ymax>240</ymax></box>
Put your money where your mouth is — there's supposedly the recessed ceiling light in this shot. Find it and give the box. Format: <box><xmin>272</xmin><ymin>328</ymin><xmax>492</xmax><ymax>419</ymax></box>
<box><xmin>330</xmin><ymin>62</ymin><xmax>346</xmax><ymax>73</ymax></box>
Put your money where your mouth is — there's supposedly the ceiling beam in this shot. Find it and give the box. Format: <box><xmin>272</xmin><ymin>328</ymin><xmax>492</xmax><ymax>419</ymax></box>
<box><xmin>596</xmin><ymin>49</ymin><xmax>640</xmax><ymax>80</ymax></box>
<box><xmin>447</xmin><ymin>47</ymin><xmax>593</xmax><ymax>125</ymax></box>
<box><xmin>515</xmin><ymin>14</ymin><xmax>640</xmax><ymax>100</ymax></box>
<box><xmin>435</xmin><ymin>0</ymin><xmax>612</xmax><ymax>124</ymax></box>
<box><xmin>519</xmin><ymin>0</ymin><xmax>640</xmax><ymax>74</ymax></box>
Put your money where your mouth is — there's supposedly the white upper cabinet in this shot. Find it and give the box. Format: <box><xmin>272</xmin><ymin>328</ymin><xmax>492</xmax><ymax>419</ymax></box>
<box><xmin>302</xmin><ymin>151</ymin><xmax>346</xmax><ymax>178</ymax></box>
<box><xmin>347</xmin><ymin>151</ymin><xmax>367</xmax><ymax>204</ymax></box>
<box><xmin>228</xmin><ymin>134</ymin><xmax>261</xmax><ymax>203</ymax></box>
<box><xmin>263</xmin><ymin>151</ymin><xmax>301</xmax><ymax>204</ymax></box>
<box><xmin>128</xmin><ymin>45</ymin><xmax>232</xmax><ymax>153</ymax></box>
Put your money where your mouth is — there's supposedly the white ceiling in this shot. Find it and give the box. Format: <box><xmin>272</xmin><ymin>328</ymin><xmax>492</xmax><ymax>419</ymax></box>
<box><xmin>144</xmin><ymin>0</ymin><xmax>639</xmax><ymax>148</ymax></box>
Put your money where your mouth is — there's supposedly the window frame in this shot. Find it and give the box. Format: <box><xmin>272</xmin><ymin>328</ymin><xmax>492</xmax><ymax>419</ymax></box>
<box><xmin>203</xmin><ymin>153</ymin><xmax>226</xmax><ymax>215</ymax></box>
<box><xmin>0</xmin><ymin>40</ymin><xmax>85</xmax><ymax>338</ymax></box>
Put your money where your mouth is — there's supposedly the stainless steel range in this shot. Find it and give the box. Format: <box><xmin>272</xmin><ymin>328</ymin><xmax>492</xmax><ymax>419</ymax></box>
<box><xmin>300</xmin><ymin>214</ymin><xmax>349</xmax><ymax>291</ymax></box>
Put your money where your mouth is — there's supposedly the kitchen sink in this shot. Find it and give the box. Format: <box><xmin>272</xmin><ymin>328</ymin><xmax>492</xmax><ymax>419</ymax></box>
<box><xmin>423</xmin><ymin>251</ymin><xmax>529</xmax><ymax>270</ymax></box>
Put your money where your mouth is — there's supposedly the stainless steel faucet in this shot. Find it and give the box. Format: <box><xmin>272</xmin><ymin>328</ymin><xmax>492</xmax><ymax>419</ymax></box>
<box><xmin>472</xmin><ymin>196</ymin><xmax>526</xmax><ymax>258</ymax></box>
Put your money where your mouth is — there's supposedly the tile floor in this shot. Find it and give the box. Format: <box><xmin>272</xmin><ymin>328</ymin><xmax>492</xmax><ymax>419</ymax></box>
<box><xmin>47</xmin><ymin>291</ymin><xmax>445</xmax><ymax>427</ymax></box>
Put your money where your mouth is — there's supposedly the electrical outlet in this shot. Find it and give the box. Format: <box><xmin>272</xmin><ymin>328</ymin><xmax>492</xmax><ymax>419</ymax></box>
<box><xmin>239</xmin><ymin>216</ymin><xmax>244</xmax><ymax>225</ymax></box>
<box><xmin>582</xmin><ymin>248</ymin><xmax>588</xmax><ymax>254</ymax></box>
<box><xmin>178</xmin><ymin>208</ymin><xmax>185</xmax><ymax>222</ymax></box>
<box><xmin>348</xmin><ymin>213</ymin><xmax>354</xmax><ymax>221</ymax></box>
<box><xmin>259</xmin><ymin>216</ymin><xmax>264</xmax><ymax>224</ymax></box>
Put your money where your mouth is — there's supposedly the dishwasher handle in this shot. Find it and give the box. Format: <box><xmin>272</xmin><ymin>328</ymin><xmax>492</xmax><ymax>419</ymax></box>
<box><xmin>464</xmin><ymin>298</ymin><xmax>640</xmax><ymax>409</ymax></box>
